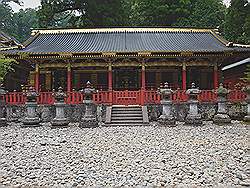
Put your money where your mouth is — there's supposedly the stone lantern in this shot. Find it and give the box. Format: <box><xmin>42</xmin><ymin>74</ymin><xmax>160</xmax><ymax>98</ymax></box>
<box><xmin>185</xmin><ymin>83</ymin><xmax>202</xmax><ymax>125</ymax></box>
<box><xmin>51</xmin><ymin>87</ymin><xmax>69</xmax><ymax>126</ymax></box>
<box><xmin>157</xmin><ymin>82</ymin><xmax>176</xmax><ymax>126</ymax></box>
<box><xmin>22</xmin><ymin>86</ymin><xmax>40</xmax><ymax>126</ymax></box>
<box><xmin>243</xmin><ymin>85</ymin><xmax>250</xmax><ymax>122</ymax></box>
<box><xmin>213</xmin><ymin>83</ymin><xmax>231</xmax><ymax>124</ymax></box>
<box><xmin>0</xmin><ymin>84</ymin><xmax>7</xmax><ymax>126</ymax></box>
<box><xmin>80</xmin><ymin>81</ymin><xmax>97</xmax><ymax>128</ymax></box>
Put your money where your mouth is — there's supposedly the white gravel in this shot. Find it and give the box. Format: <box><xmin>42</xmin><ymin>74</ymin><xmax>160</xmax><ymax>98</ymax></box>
<box><xmin>0</xmin><ymin>121</ymin><xmax>249</xmax><ymax>187</ymax></box>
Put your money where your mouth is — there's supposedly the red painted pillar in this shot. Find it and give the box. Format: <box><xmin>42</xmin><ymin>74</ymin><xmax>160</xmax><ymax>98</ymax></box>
<box><xmin>67</xmin><ymin>64</ymin><xmax>72</xmax><ymax>92</ymax></box>
<box><xmin>35</xmin><ymin>64</ymin><xmax>40</xmax><ymax>92</ymax></box>
<box><xmin>182</xmin><ymin>64</ymin><xmax>187</xmax><ymax>90</ymax></box>
<box><xmin>214</xmin><ymin>64</ymin><xmax>218</xmax><ymax>89</ymax></box>
<box><xmin>108</xmin><ymin>65</ymin><xmax>113</xmax><ymax>104</ymax></box>
<box><xmin>141</xmin><ymin>65</ymin><xmax>145</xmax><ymax>106</ymax></box>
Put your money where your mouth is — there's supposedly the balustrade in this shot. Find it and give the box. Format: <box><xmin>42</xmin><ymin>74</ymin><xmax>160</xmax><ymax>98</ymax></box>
<box><xmin>3</xmin><ymin>89</ymin><xmax>247</xmax><ymax>105</ymax></box>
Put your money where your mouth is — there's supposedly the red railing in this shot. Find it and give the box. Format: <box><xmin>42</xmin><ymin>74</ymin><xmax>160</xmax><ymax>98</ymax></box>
<box><xmin>5</xmin><ymin>92</ymin><xmax>26</xmax><ymax>105</ymax></box>
<box><xmin>38</xmin><ymin>92</ymin><xmax>54</xmax><ymax>105</ymax></box>
<box><xmin>93</xmin><ymin>91</ymin><xmax>111</xmax><ymax>104</ymax></box>
<box><xmin>3</xmin><ymin>89</ymin><xmax>247</xmax><ymax>105</ymax></box>
<box><xmin>227</xmin><ymin>90</ymin><xmax>247</xmax><ymax>102</ymax></box>
<box><xmin>112</xmin><ymin>90</ymin><xmax>141</xmax><ymax>105</ymax></box>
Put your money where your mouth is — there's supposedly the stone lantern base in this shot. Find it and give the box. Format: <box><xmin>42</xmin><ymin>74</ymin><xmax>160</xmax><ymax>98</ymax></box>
<box><xmin>0</xmin><ymin>118</ymin><xmax>7</xmax><ymax>127</ymax></box>
<box><xmin>22</xmin><ymin>117</ymin><xmax>41</xmax><ymax>127</ymax></box>
<box><xmin>185</xmin><ymin>114</ymin><xmax>202</xmax><ymax>126</ymax></box>
<box><xmin>213</xmin><ymin>113</ymin><xmax>231</xmax><ymax>124</ymax></box>
<box><xmin>244</xmin><ymin>116</ymin><xmax>250</xmax><ymax>122</ymax></box>
<box><xmin>51</xmin><ymin>118</ymin><xmax>69</xmax><ymax>127</ymax></box>
<box><xmin>80</xmin><ymin>116</ymin><xmax>98</xmax><ymax>128</ymax></box>
<box><xmin>157</xmin><ymin>115</ymin><xmax>176</xmax><ymax>126</ymax></box>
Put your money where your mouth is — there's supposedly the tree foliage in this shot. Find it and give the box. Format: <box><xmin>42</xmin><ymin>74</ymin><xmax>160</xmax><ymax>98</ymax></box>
<box><xmin>128</xmin><ymin>0</ymin><xmax>190</xmax><ymax>26</ymax></box>
<box><xmin>224</xmin><ymin>0</ymin><xmax>250</xmax><ymax>44</ymax></box>
<box><xmin>0</xmin><ymin>2</ymin><xmax>38</xmax><ymax>42</ymax></box>
<box><xmin>175</xmin><ymin>0</ymin><xmax>226</xmax><ymax>29</ymax></box>
<box><xmin>37</xmin><ymin>0</ymin><xmax>128</xmax><ymax>28</ymax></box>
<box><xmin>0</xmin><ymin>54</ymin><xmax>16</xmax><ymax>83</ymax></box>
<box><xmin>0</xmin><ymin>0</ymin><xmax>249</xmax><ymax>44</ymax></box>
<box><xmin>0</xmin><ymin>0</ymin><xmax>22</xmax><ymax>5</ymax></box>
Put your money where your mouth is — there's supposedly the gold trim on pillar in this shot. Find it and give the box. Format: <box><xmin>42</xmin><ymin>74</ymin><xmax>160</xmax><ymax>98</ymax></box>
<box><xmin>108</xmin><ymin>64</ymin><xmax>112</xmax><ymax>71</ymax></box>
<box><xmin>182</xmin><ymin>63</ymin><xmax>186</xmax><ymax>71</ymax></box>
<box><xmin>214</xmin><ymin>63</ymin><xmax>218</xmax><ymax>71</ymax></box>
<box><xmin>29</xmin><ymin>71</ymin><xmax>35</xmax><ymax>86</ymax></box>
<box><xmin>142</xmin><ymin>65</ymin><xmax>145</xmax><ymax>71</ymax></box>
<box><xmin>35</xmin><ymin>64</ymin><xmax>39</xmax><ymax>72</ymax></box>
<box><xmin>67</xmin><ymin>63</ymin><xmax>71</xmax><ymax>72</ymax></box>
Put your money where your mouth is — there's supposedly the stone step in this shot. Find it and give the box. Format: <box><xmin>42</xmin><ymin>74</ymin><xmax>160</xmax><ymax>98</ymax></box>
<box><xmin>112</xmin><ymin>109</ymin><xmax>141</xmax><ymax>112</ymax></box>
<box><xmin>111</xmin><ymin>120</ymin><xmax>143</xmax><ymax>124</ymax></box>
<box><xmin>112</xmin><ymin>111</ymin><xmax>142</xmax><ymax>114</ymax></box>
<box><xmin>107</xmin><ymin>123</ymin><xmax>145</xmax><ymax>127</ymax></box>
<box><xmin>111</xmin><ymin>113</ymin><xmax>142</xmax><ymax>117</ymax></box>
<box><xmin>111</xmin><ymin>116</ymin><xmax>143</xmax><ymax>120</ymax></box>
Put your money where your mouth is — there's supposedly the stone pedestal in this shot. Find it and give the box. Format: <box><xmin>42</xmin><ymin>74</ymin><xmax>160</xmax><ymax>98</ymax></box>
<box><xmin>244</xmin><ymin>103</ymin><xmax>250</xmax><ymax>122</ymax></box>
<box><xmin>22</xmin><ymin>87</ymin><xmax>40</xmax><ymax>127</ymax></box>
<box><xmin>22</xmin><ymin>102</ymin><xmax>40</xmax><ymax>126</ymax></box>
<box><xmin>79</xmin><ymin>81</ymin><xmax>98</xmax><ymax>128</ymax></box>
<box><xmin>213</xmin><ymin>84</ymin><xmax>231</xmax><ymax>124</ymax></box>
<box><xmin>0</xmin><ymin>85</ymin><xmax>7</xmax><ymax>126</ymax></box>
<box><xmin>80</xmin><ymin>100</ymin><xmax>98</xmax><ymax>128</ymax></box>
<box><xmin>157</xmin><ymin>82</ymin><xmax>176</xmax><ymax>126</ymax></box>
<box><xmin>185</xmin><ymin>100</ymin><xmax>202</xmax><ymax>125</ymax></box>
<box><xmin>185</xmin><ymin>83</ymin><xmax>202</xmax><ymax>126</ymax></box>
<box><xmin>51</xmin><ymin>87</ymin><xmax>69</xmax><ymax>127</ymax></box>
<box><xmin>0</xmin><ymin>100</ymin><xmax>6</xmax><ymax>126</ymax></box>
<box><xmin>158</xmin><ymin>101</ymin><xmax>176</xmax><ymax>126</ymax></box>
<box><xmin>244</xmin><ymin>86</ymin><xmax>250</xmax><ymax>122</ymax></box>
<box><xmin>51</xmin><ymin>103</ymin><xmax>69</xmax><ymax>126</ymax></box>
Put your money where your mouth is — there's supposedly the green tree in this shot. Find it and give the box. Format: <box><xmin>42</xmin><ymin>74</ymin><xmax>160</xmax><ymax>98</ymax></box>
<box><xmin>0</xmin><ymin>0</ymin><xmax>22</xmax><ymax>5</ymax></box>
<box><xmin>0</xmin><ymin>54</ymin><xmax>16</xmax><ymax>83</ymax></box>
<box><xmin>175</xmin><ymin>0</ymin><xmax>226</xmax><ymax>29</ymax></box>
<box><xmin>129</xmin><ymin>0</ymin><xmax>190</xmax><ymax>26</ymax></box>
<box><xmin>37</xmin><ymin>0</ymin><xmax>128</xmax><ymax>28</ymax></box>
<box><xmin>224</xmin><ymin>0</ymin><xmax>249</xmax><ymax>44</ymax></box>
<box><xmin>0</xmin><ymin>1</ymin><xmax>38</xmax><ymax>42</ymax></box>
<box><xmin>0</xmin><ymin>3</ymin><xmax>14</xmax><ymax>33</ymax></box>
<box><xmin>11</xmin><ymin>8</ymin><xmax>39</xmax><ymax>42</ymax></box>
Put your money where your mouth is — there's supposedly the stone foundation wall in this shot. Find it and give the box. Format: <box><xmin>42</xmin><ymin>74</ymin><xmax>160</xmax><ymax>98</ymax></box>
<box><xmin>2</xmin><ymin>102</ymin><xmax>247</xmax><ymax>123</ymax></box>
<box><xmin>147</xmin><ymin>102</ymin><xmax>247</xmax><ymax>122</ymax></box>
<box><xmin>4</xmin><ymin>104</ymin><xmax>107</xmax><ymax>123</ymax></box>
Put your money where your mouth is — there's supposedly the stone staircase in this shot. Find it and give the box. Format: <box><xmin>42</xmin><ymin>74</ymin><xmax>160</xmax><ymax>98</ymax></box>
<box><xmin>105</xmin><ymin>105</ymin><xmax>149</xmax><ymax>126</ymax></box>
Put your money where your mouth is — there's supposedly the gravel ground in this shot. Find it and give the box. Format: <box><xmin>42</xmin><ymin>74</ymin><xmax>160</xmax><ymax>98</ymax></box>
<box><xmin>0</xmin><ymin>121</ymin><xmax>249</xmax><ymax>187</ymax></box>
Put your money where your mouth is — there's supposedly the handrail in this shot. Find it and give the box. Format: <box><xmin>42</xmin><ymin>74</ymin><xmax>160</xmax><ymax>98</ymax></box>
<box><xmin>3</xmin><ymin>89</ymin><xmax>247</xmax><ymax>105</ymax></box>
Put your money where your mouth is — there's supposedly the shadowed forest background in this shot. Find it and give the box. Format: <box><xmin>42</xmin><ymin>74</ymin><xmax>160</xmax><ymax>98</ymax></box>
<box><xmin>0</xmin><ymin>0</ymin><xmax>249</xmax><ymax>44</ymax></box>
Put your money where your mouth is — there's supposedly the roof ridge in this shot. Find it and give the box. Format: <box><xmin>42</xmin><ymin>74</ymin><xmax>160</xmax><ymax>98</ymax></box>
<box><xmin>31</xmin><ymin>28</ymin><xmax>214</xmax><ymax>35</ymax></box>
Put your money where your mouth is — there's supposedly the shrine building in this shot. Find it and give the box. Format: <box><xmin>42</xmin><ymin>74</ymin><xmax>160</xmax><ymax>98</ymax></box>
<box><xmin>2</xmin><ymin>28</ymin><xmax>250</xmax><ymax>105</ymax></box>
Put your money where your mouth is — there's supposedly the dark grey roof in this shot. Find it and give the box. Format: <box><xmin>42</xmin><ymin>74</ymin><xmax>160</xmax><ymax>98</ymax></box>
<box><xmin>0</xmin><ymin>31</ymin><xmax>21</xmax><ymax>50</ymax></box>
<box><xmin>3</xmin><ymin>28</ymin><xmax>250</xmax><ymax>54</ymax></box>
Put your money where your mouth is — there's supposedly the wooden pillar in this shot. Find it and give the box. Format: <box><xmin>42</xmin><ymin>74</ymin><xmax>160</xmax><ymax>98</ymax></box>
<box><xmin>214</xmin><ymin>64</ymin><xmax>218</xmax><ymax>89</ymax></box>
<box><xmin>155</xmin><ymin>72</ymin><xmax>161</xmax><ymax>88</ymax></box>
<box><xmin>35</xmin><ymin>64</ymin><xmax>40</xmax><ymax>92</ymax></box>
<box><xmin>182</xmin><ymin>63</ymin><xmax>187</xmax><ymax>90</ymax></box>
<box><xmin>141</xmin><ymin>65</ymin><xmax>146</xmax><ymax>89</ymax></box>
<box><xmin>108</xmin><ymin>65</ymin><xmax>113</xmax><ymax>104</ymax></box>
<box><xmin>67</xmin><ymin>64</ymin><xmax>72</xmax><ymax>92</ymax></box>
<box><xmin>141</xmin><ymin>65</ymin><xmax>146</xmax><ymax>106</ymax></box>
<box><xmin>108</xmin><ymin>65</ymin><xmax>113</xmax><ymax>90</ymax></box>
<box><xmin>45</xmin><ymin>71</ymin><xmax>52</xmax><ymax>91</ymax></box>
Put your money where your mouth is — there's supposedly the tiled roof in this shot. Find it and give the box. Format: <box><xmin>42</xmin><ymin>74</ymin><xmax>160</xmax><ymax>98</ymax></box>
<box><xmin>0</xmin><ymin>31</ymin><xmax>21</xmax><ymax>50</ymax></box>
<box><xmin>3</xmin><ymin>28</ymin><xmax>250</xmax><ymax>54</ymax></box>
